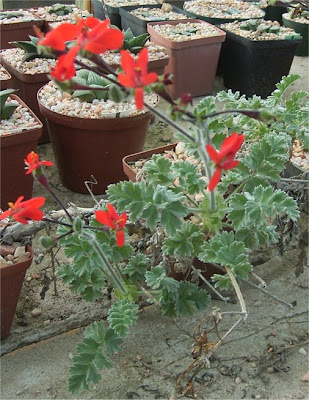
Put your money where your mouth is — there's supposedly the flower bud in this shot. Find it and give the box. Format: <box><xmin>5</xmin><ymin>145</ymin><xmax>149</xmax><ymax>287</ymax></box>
<box><xmin>40</xmin><ymin>236</ymin><xmax>54</xmax><ymax>249</ymax></box>
<box><xmin>73</xmin><ymin>217</ymin><xmax>83</xmax><ymax>233</ymax></box>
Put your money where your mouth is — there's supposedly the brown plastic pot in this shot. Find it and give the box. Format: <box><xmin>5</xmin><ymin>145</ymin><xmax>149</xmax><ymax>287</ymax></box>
<box><xmin>0</xmin><ymin>52</ymin><xmax>51</xmax><ymax>144</ymax></box>
<box><xmin>147</xmin><ymin>19</ymin><xmax>226</xmax><ymax>99</ymax></box>
<box><xmin>0</xmin><ymin>12</ymin><xmax>43</xmax><ymax>50</ymax></box>
<box><xmin>123</xmin><ymin>142</ymin><xmax>177</xmax><ymax>181</ymax></box>
<box><xmin>0</xmin><ymin>245</ymin><xmax>34</xmax><ymax>340</ymax></box>
<box><xmin>1</xmin><ymin>94</ymin><xmax>42</xmax><ymax>210</ymax></box>
<box><xmin>38</xmin><ymin>87</ymin><xmax>154</xmax><ymax>194</ymax></box>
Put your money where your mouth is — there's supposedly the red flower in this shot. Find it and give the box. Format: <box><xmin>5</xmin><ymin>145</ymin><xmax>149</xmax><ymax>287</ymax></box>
<box><xmin>206</xmin><ymin>132</ymin><xmax>245</xmax><ymax>191</ymax></box>
<box><xmin>50</xmin><ymin>45</ymin><xmax>79</xmax><ymax>81</ymax></box>
<box><xmin>118</xmin><ymin>48</ymin><xmax>158</xmax><ymax>110</ymax></box>
<box><xmin>77</xmin><ymin>18</ymin><xmax>124</xmax><ymax>54</ymax></box>
<box><xmin>95</xmin><ymin>204</ymin><xmax>127</xmax><ymax>247</ymax></box>
<box><xmin>24</xmin><ymin>151</ymin><xmax>53</xmax><ymax>175</ymax></box>
<box><xmin>0</xmin><ymin>196</ymin><xmax>45</xmax><ymax>225</ymax></box>
<box><xmin>38</xmin><ymin>21</ymin><xmax>85</xmax><ymax>51</ymax></box>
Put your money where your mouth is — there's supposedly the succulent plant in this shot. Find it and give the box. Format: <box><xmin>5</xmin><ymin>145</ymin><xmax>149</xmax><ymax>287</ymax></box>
<box><xmin>70</xmin><ymin>69</ymin><xmax>124</xmax><ymax>103</ymax></box>
<box><xmin>0</xmin><ymin>89</ymin><xmax>19</xmax><ymax>121</ymax></box>
<box><xmin>48</xmin><ymin>3</ymin><xmax>73</xmax><ymax>16</ymax></box>
<box><xmin>11</xmin><ymin>35</ymin><xmax>56</xmax><ymax>63</ymax></box>
<box><xmin>239</xmin><ymin>19</ymin><xmax>301</xmax><ymax>38</ymax></box>
<box><xmin>121</xmin><ymin>28</ymin><xmax>150</xmax><ymax>55</ymax></box>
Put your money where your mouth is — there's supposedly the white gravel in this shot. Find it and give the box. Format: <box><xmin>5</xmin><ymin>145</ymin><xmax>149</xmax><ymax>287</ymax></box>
<box><xmin>0</xmin><ymin>97</ymin><xmax>41</xmax><ymax>135</ymax></box>
<box><xmin>0</xmin><ymin>48</ymin><xmax>57</xmax><ymax>75</ymax></box>
<box><xmin>148</xmin><ymin>21</ymin><xmax>223</xmax><ymax>41</ymax></box>
<box><xmin>184</xmin><ymin>0</ymin><xmax>265</xmax><ymax>19</ymax></box>
<box><xmin>128</xmin><ymin>6</ymin><xmax>189</xmax><ymax>21</ymax></box>
<box><xmin>105</xmin><ymin>0</ymin><xmax>158</xmax><ymax>7</ymax></box>
<box><xmin>0</xmin><ymin>9</ymin><xmax>41</xmax><ymax>24</ymax></box>
<box><xmin>282</xmin><ymin>12</ymin><xmax>309</xmax><ymax>24</ymax></box>
<box><xmin>0</xmin><ymin>64</ymin><xmax>11</xmax><ymax>80</ymax></box>
<box><xmin>38</xmin><ymin>81</ymin><xmax>159</xmax><ymax>119</ymax></box>
<box><xmin>29</xmin><ymin>5</ymin><xmax>91</xmax><ymax>22</ymax></box>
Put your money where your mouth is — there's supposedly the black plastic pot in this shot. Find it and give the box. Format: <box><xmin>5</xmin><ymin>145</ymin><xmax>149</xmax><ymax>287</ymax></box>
<box><xmin>282</xmin><ymin>14</ymin><xmax>308</xmax><ymax>56</ymax></box>
<box><xmin>2</xmin><ymin>0</ymin><xmax>74</xmax><ymax>8</ymax></box>
<box><xmin>264</xmin><ymin>5</ymin><xmax>288</xmax><ymax>25</ymax></box>
<box><xmin>119</xmin><ymin>4</ymin><xmax>188</xmax><ymax>36</ymax></box>
<box><xmin>91</xmin><ymin>0</ymin><xmax>106</xmax><ymax>20</ymax></box>
<box><xmin>221</xmin><ymin>30</ymin><xmax>301</xmax><ymax>98</ymax></box>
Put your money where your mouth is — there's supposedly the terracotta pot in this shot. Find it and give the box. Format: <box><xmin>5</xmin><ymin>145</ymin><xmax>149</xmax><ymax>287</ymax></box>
<box><xmin>0</xmin><ymin>52</ymin><xmax>51</xmax><ymax>144</ymax></box>
<box><xmin>38</xmin><ymin>87</ymin><xmax>154</xmax><ymax>194</ymax></box>
<box><xmin>123</xmin><ymin>142</ymin><xmax>178</xmax><ymax>181</ymax></box>
<box><xmin>220</xmin><ymin>28</ymin><xmax>301</xmax><ymax>98</ymax></box>
<box><xmin>0</xmin><ymin>245</ymin><xmax>34</xmax><ymax>340</ymax></box>
<box><xmin>147</xmin><ymin>19</ymin><xmax>226</xmax><ymax>98</ymax></box>
<box><xmin>0</xmin><ymin>11</ymin><xmax>43</xmax><ymax>50</ymax></box>
<box><xmin>1</xmin><ymin>94</ymin><xmax>42</xmax><ymax>210</ymax></box>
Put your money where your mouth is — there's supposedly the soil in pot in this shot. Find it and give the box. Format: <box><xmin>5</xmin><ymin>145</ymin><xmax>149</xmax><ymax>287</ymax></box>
<box><xmin>0</xmin><ymin>94</ymin><xmax>42</xmax><ymax>210</ymax></box>
<box><xmin>220</xmin><ymin>19</ymin><xmax>301</xmax><ymax>98</ymax></box>
<box><xmin>0</xmin><ymin>48</ymin><xmax>57</xmax><ymax>144</ymax></box>
<box><xmin>0</xmin><ymin>64</ymin><xmax>12</xmax><ymax>90</ymax></box>
<box><xmin>37</xmin><ymin>82</ymin><xmax>158</xmax><ymax>194</ymax></box>
<box><xmin>147</xmin><ymin>19</ymin><xmax>226</xmax><ymax>98</ymax></box>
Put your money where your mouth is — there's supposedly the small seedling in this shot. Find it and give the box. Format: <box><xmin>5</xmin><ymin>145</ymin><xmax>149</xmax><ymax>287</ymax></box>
<box><xmin>0</xmin><ymin>89</ymin><xmax>19</xmax><ymax>120</ymax></box>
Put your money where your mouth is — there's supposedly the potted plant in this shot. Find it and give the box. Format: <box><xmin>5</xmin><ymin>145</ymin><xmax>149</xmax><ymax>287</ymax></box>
<box><xmin>3</xmin><ymin>15</ymin><xmax>305</xmax><ymax>397</ymax></box>
<box><xmin>0</xmin><ymin>35</ymin><xmax>57</xmax><ymax>144</ymax></box>
<box><xmin>147</xmin><ymin>19</ymin><xmax>226</xmax><ymax>98</ymax></box>
<box><xmin>37</xmin><ymin>72</ymin><xmax>157</xmax><ymax>194</ymax></box>
<box><xmin>0</xmin><ymin>88</ymin><xmax>42</xmax><ymax>210</ymax></box>
<box><xmin>0</xmin><ymin>8</ymin><xmax>43</xmax><ymax>50</ymax></box>
<box><xmin>282</xmin><ymin>3</ymin><xmax>309</xmax><ymax>56</ymax></box>
<box><xmin>101</xmin><ymin>28</ymin><xmax>170</xmax><ymax>76</ymax></box>
<box><xmin>119</xmin><ymin>3</ymin><xmax>190</xmax><ymax>36</ymax></box>
<box><xmin>219</xmin><ymin>19</ymin><xmax>301</xmax><ymax>97</ymax></box>
<box><xmin>0</xmin><ymin>64</ymin><xmax>12</xmax><ymax>90</ymax></box>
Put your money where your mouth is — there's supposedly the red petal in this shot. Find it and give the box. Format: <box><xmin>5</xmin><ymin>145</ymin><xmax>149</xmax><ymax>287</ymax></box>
<box><xmin>42</xmin><ymin>161</ymin><xmax>54</xmax><ymax>167</ymax></box>
<box><xmin>95</xmin><ymin>210</ymin><xmax>115</xmax><ymax>229</ymax></box>
<box><xmin>143</xmin><ymin>72</ymin><xmax>158</xmax><ymax>86</ymax></box>
<box><xmin>85</xmin><ymin>28</ymin><xmax>124</xmax><ymax>54</ymax></box>
<box><xmin>85</xmin><ymin>16</ymin><xmax>101</xmax><ymax>28</ymax></box>
<box><xmin>220</xmin><ymin>132</ymin><xmax>245</xmax><ymax>159</ymax></box>
<box><xmin>135</xmin><ymin>87</ymin><xmax>144</xmax><ymax>110</ymax></box>
<box><xmin>18</xmin><ymin>207</ymin><xmax>44</xmax><ymax>221</ymax></box>
<box><xmin>107</xmin><ymin>203</ymin><xmax>119</xmax><ymax>221</ymax></box>
<box><xmin>116</xmin><ymin>230</ymin><xmax>125</xmax><ymax>247</ymax></box>
<box><xmin>120</xmin><ymin>50</ymin><xmax>135</xmax><ymax>75</ymax></box>
<box><xmin>223</xmin><ymin>160</ymin><xmax>239</xmax><ymax>171</ymax></box>
<box><xmin>137</xmin><ymin>48</ymin><xmax>149</xmax><ymax>75</ymax></box>
<box><xmin>0</xmin><ymin>209</ymin><xmax>12</xmax><ymax>220</ymax></box>
<box><xmin>208</xmin><ymin>168</ymin><xmax>222</xmax><ymax>192</ymax></box>
<box><xmin>20</xmin><ymin>197</ymin><xmax>46</xmax><ymax>209</ymax></box>
<box><xmin>118</xmin><ymin>73</ymin><xmax>134</xmax><ymax>88</ymax></box>
<box><xmin>206</xmin><ymin>144</ymin><xmax>221</xmax><ymax>164</ymax></box>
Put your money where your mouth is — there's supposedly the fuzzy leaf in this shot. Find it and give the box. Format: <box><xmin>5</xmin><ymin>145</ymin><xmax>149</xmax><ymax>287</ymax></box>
<box><xmin>107</xmin><ymin>300</ymin><xmax>138</xmax><ymax>337</ymax></box>
<box><xmin>172</xmin><ymin>161</ymin><xmax>205</xmax><ymax>194</ymax></box>
<box><xmin>199</xmin><ymin>194</ymin><xmax>227</xmax><ymax>233</ymax></box>
<box><xmin>163</xmin><ymin>221</ymin><xmax>204</xmax><ymax>258</ymax></box>
<box><xmin>267</xmin><ymin>74</ymin><xmax>301</xmax><ymax>107</ymax></box>
<box><xmin>143</xmin><ymin>154</ymin><xmax>174</xmax><ymax>186</ymax></box>
<box><xmin>175</xmin><ymin>282</ymin><xmax>210</xmax><ymax>316</ymax></box>
<box><xmin>145</xmin><ymin>265</ymin><xmax>166</xmax><ymax>289</ymax></box>
<box><xmin>123</xmin><ymin>254</ymin><xmax>150</xmax><ymax>282</ymax></box>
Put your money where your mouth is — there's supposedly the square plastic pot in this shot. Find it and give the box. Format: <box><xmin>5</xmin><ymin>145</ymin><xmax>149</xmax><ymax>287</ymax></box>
<box><xmin>1</xmin><ymin>95</ymin><xmax>42</xmax><ymax>210</ymax></box>
<box><xmin>147</xmin><ymin>19</ymin><xmax>226</xmax><ymax>98</ymax></box>
<box><xmin>0</xmin><ymin>52</ymin><xmax>51</xmax><ymax>144</ymax></box>
<box><xmin>0</xmin><ymin>12</ymin><xmax>43</xmax><ymax>50</ymax></box>
<box><xmin>221</xmin><ymin>30</ymin><xmax>301</xmax><ymax>98</ymax></box>
<box><xmin>119</xmin><ymin>4</ymin><xmax>189</xmax><ymax>36</ymax></box>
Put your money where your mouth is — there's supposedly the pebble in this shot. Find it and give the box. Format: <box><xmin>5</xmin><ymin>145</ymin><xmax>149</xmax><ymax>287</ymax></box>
<box><xmin>31</xmin><ymin>308</ymin><xmax>42</xmax><ymax>317</ymax></box>
<box><xmin>104</xmin><ymin>0</ymin><xmax>157</xmax><ymax>7</ymax></box>
<box><xmin>298</xmin><ymin>348</ymin><xmax>307</xmax><ymax>356</ymax></box>
<box><xmin>0</xmin><ymin>244</ymin><xmax>15</xmax><ymax>257</ymax></box>
<box><xmin>235</xmin><ymin>376</ymin><xmax>242</xmax><ymax>384</ymax></box>
<box><xmin>0</xmin><ymin>9</ymin><xmax>40</xmax><ymax>24</ymax></box>
<box><xmin>14</xmin><ymin>246</ymin><xmax>26</xmax><ymax>258</ymax></box>
<box><xmin>0</xmin><ymin>64</ymin><xmax>11</xmax><ymax>81</ymax></box>
<box><xmin>6</xmin><ymin>254</ymin><xmax>14</xmax><ymax>261</ymax></box>
<box><xmin>0</xmin><ymin>256</ymin><xmax>8</xmax><ymax>267</ymax></box>
<box><xmin>267</xmin><ymin>366</ymin><xmax>275</xmax><ymax>373</ymax></box>
<box><xmin>130</xmin><ymin>7</ymin><xmax>189</xmax><ymax>21</ymax></box>
<box><xmin>29</xmin><ymin>5</ymin><xmax>91</xmax><ymax>22</ymax></box>
<box><xmin>26</xmin><ymin>276</ymin><xmax>32</xmax><ymax>282</ymax></box>
<box><xmin>14</xmin><ymin>252</ymin><xmax>31</xmax><ymax>264</ymax></box>
<box><xmin>43</xmin><ymin>319</ymin><xmax>51</xmax><ymax>327</ymax></box>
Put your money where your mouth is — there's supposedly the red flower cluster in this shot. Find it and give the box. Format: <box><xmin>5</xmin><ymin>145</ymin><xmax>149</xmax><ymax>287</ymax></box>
<box><xmin>0</xmin><ymin>196</ymin><xmax>45</xmax><ymax>225</ymax></box>
<box><xmin>118</xmin><ymin>49</ymin><xmax>158</xmax><ymax>110</ymax></box>
<box><xmin>95</xmin><ymin>204</ymin><xmax>127</xmax><ymax>247</ymax></box>
<box><xmin>24</xmin><ymin>151</ymin><xmax>53</xmax><ymax>175</ymax></box>
<box><xmin>206</xmin><ymin>132</ymin><xmax>245</xmax><ymax>191</ymax></box>
<box><xmin>38</xmin><ymin>17</ymin><xmax>124</xmax><ymax>81</ymax></box>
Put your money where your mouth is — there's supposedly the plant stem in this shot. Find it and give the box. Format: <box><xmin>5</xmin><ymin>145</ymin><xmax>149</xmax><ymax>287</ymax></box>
<box><xmin>225</xmin><ymin>266</ymin><xmax>247</xmax><ymax>319</ymax></box>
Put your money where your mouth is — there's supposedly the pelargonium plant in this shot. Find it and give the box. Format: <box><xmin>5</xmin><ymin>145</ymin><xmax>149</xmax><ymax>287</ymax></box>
<box><xmin>0</xmin><ymin>15</ymin><xmax>306</xmax><ymax>396</ymax></box>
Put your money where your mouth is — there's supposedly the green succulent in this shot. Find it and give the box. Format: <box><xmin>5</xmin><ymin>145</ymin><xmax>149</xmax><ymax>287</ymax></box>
<box><xmin>48</xmin><ymin>3</ymin><xmax>73</xmax><ymax>16</ymax></box>
<box><xmin>0</xmin><ymin>11</ymin><xmax>24</xmax><ymax>20</ymax></box>
<box><xmin>121</xmin><ymin>28</ymin><xmax>150</xmax><ymax>55</ymax></box>
<box><xmin>0</xmin><ymin>89</ymin><xmax>19</xmax><ymax>121</ymax></box>
<box><xmin>70</xmin><ymin>69</ymin><xmax>124</xmax><ymax>103</ymax></box>
<box><xmin>11</xmin><ymin>35</ymin><xmax>56</xmax><ymax>63</ymax></box>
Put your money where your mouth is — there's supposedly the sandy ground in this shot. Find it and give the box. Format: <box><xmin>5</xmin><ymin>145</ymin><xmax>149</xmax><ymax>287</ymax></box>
<box><xmin>1</xmin><ymin>56</ymin><xmax>309</xmax><ymax>399</ymax></box>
